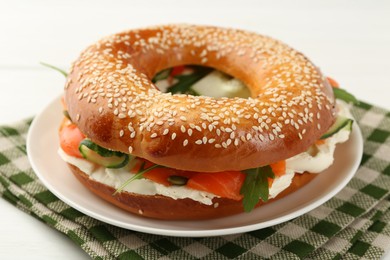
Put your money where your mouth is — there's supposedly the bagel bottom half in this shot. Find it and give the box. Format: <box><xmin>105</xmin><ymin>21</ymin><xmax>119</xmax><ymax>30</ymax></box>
<box><xmin>67</xmin><ymin>164</ymin><xmax>317</xmax><ymax>220</ymax></box>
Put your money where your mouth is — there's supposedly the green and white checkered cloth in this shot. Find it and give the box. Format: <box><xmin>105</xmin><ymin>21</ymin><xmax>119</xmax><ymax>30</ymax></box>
<box><xmin>1</xmin><ymin>100</ymin><xmax>390</xmax><ymax>259</ymax></box>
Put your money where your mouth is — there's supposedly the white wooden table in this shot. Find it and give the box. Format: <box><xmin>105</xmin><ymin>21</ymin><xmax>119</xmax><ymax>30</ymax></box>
<box><xmin>1</xmin><ymin>1</ymin><xmax>389</xmax><ymax>259</ymax></box>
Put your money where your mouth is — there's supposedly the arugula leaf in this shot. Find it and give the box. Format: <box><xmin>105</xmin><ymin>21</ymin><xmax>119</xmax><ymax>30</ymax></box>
<box><xmin>333</xmin><ymin>87</ymin><xmax>359</xmax><ymax>105</ymax></box>
<box><xmin>152</xmin><ymin>68</ymin><xmax>172</xmax><ymax>83</ymax></box>
<box><xmin>240</xmin><ymin>166</ymin><xmax>275</xmax><ymax>212</ymax></box>
<box><xmin>40</xmin><ymin>62</ymin><xmax>68</xmax><ymax>77</ymax></box>
<box><xmin>63</xmin><ymin>110</ymin><xmax>72</xmax><ymax>122</ymax></box>
<box><xmin>167</xmin><ymin>66</ymin><xmax>212</xmax><ymax>95</ymax></box>
<box><xmin>113</xmin><ymin>163</ymin><xmax>164</xmax><ymax>195</ymax></box>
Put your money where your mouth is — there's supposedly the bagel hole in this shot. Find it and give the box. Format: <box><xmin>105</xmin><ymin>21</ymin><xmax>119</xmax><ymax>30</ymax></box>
<box><xmin>152</xmin><ymin>65</ymin><xmax>251</xmax><ymax>98</ymax></box>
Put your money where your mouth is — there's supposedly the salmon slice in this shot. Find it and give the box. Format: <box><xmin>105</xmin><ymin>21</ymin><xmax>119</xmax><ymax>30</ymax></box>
<box><xmin>187</xmin><ymin>171</ymin><xmax>245</xmax><ymax>201</ymax></box>
<box><xmin>269</xmin><ymin>160</ymin><xmax>286</xmax><ymax>177</ymax></box>
<box><xmin>143</xmin><ymin>167</ymin><xmax>195</xmax><ymax>186</ymax></box>
<box><xmin>59</xmin><ymin>123</ymin><xmax>85</xmax><ymax>158</ymax></box>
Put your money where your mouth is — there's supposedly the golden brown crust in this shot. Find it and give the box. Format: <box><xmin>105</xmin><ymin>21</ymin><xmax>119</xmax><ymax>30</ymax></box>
<box><xmin>65</xmin><ymin>24</ymin><xmax>336</xmax><ymax>172</ymax></box>
<box><xmin>67</xmin><ymin>163</ymin><xmax>316</xmax><ymax>220</ymax></box>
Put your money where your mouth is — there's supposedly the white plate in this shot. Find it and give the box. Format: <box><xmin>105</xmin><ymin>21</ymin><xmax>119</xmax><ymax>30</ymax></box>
<box><xmin>27</xmin><ymin>96</ymin><xmax>363</xmax><ymax>237</ymax></box>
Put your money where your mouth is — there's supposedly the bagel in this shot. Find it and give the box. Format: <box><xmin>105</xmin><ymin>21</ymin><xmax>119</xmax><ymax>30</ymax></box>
<box><xmin>58</xmin><ymin>24</ymin><xmax>354</xmax><ymax>220</ymax></box>
<box><xmin>64</xmin><ymin>24</ymin><xmax>336</xmax><ymax>172</ymax></box>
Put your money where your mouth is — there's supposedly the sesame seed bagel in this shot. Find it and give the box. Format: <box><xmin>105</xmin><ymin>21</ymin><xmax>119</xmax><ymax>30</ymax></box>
<box><xmin>65</xmin><ymin>24</ymin><xmax>336</xmax><ymax>172</ymax></box>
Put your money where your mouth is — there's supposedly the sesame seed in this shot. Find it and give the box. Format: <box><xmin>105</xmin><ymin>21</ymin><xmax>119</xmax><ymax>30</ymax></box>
<box><xmin>183</xmin><ymin>139</ymin><xmax>189</xmax><ymax>146</ymax></box>
<box><xmin>171</xmin><ymin>133</ymin><xmax>177</xmax><ymax>140</ymax></box>
<box><xmin>150</xmin><ymin>133</ymin><xmax>157</xmax><ymax>138</ymax></box>
<box><xmin>136</xmin><ymin>109</ymin><xmax>142</xmax><ymax>115</ymax></box>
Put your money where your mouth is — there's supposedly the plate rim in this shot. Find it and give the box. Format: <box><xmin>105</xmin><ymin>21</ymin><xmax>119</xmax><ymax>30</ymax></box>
<box><xmin>27</xmin><ymin>96</ymin><xmax>364</xmax><ymax>237</ymax></box>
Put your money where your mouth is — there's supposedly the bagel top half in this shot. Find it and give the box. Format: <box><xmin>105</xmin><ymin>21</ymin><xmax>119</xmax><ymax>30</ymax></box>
<box><xmin>64</xmin><ymin>24</ymin><xmax>336</xmax><ymax>172</ymax></box>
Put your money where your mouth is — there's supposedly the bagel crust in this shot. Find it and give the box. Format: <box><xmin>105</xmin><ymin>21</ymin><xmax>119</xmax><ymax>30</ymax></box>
<box><xmin>65</xmin><ymin>24</ymin><xmax>336</xmax><ymax>172</ymax></box>
<box><xmin>67</xmin><ymin>164</ymin><xmax>316</xmax><ymax>220</ymax></box>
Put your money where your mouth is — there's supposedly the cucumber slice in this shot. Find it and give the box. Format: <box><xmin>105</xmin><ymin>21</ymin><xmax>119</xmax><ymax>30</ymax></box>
<box><xmin>320</xmin><ymin>116</ymin><xmax>353</xmax><ymax>139</ymax></box>
<box><xmin>79</xmin><ymin>139</ymin><xmax>129</xmax><ymax>168</ymax></box>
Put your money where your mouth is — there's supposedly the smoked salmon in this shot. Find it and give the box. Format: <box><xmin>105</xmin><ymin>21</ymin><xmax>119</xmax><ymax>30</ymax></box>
<box><xmin>187</xmin><ymin>171</ymin><xmax>245</xmax><ymax>201</ymax></box>
<box><xmin>59</xmin><ymin>123</ymin><xmax>85</xmax><ymax>158</ymax></box>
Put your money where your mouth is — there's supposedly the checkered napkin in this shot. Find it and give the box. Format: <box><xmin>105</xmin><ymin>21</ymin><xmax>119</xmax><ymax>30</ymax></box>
<box><xmin>1</xmin><ymin>101</ymin><xmax>390</xmax><ymax>259</ymax></box>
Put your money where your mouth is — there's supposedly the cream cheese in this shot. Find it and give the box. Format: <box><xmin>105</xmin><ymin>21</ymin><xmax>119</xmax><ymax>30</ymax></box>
<box><xmin>286</xmin><ymin>100</ymin><xmax>352</xmax><ymax>174</ymax></box>
<box><xmin>59</xmin><ymin>149</ymin><xmax>217</xmax><ymax>205</ymax></box>
<box><xmin>58</xmin><ymin>149</ymin><xmax>294</xmax><ymax>205</ymax></box>
<box><xmin>285</xmin><ymin>129</ymin><xmax>350</xmax><ymax>174</ymax></box>
<box><xmin>269</xmin><ymin>170</ymin><xmax>295</xmax><ymax>199</ymax></box>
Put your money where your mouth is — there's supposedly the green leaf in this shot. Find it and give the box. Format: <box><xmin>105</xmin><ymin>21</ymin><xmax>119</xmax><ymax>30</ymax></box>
<box><xmin>167</xmin><ymin>66</ymin><xmax>212</xmax><ymax>95</ymax></box>
<box><xmin>40</xmin><ymin>62</ymin><xmax>68</xmax><ymax>77</ymax></box>
<box><xmin>113</xmin><ymin>163</ymin><xmax>164</xmax><ymax>195</ymax></box>
<box><xmin>63</xmin><ymin>110</ymin><xmax>72</xmax><ymax>122</ymax></box>
<box><xmin>333</xmin><ymin>87</ymin><xmax>359</xmax><ymax>105</ymax></box>
<box><xmin>240</xmin><ymin>166</ymin><xmax>275</xmax><ymax>212</ymax></box>
<box><xmin>152</xmin><ymin>68</ymin><xmax>172</xmax><ymax>83</ymax></box>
